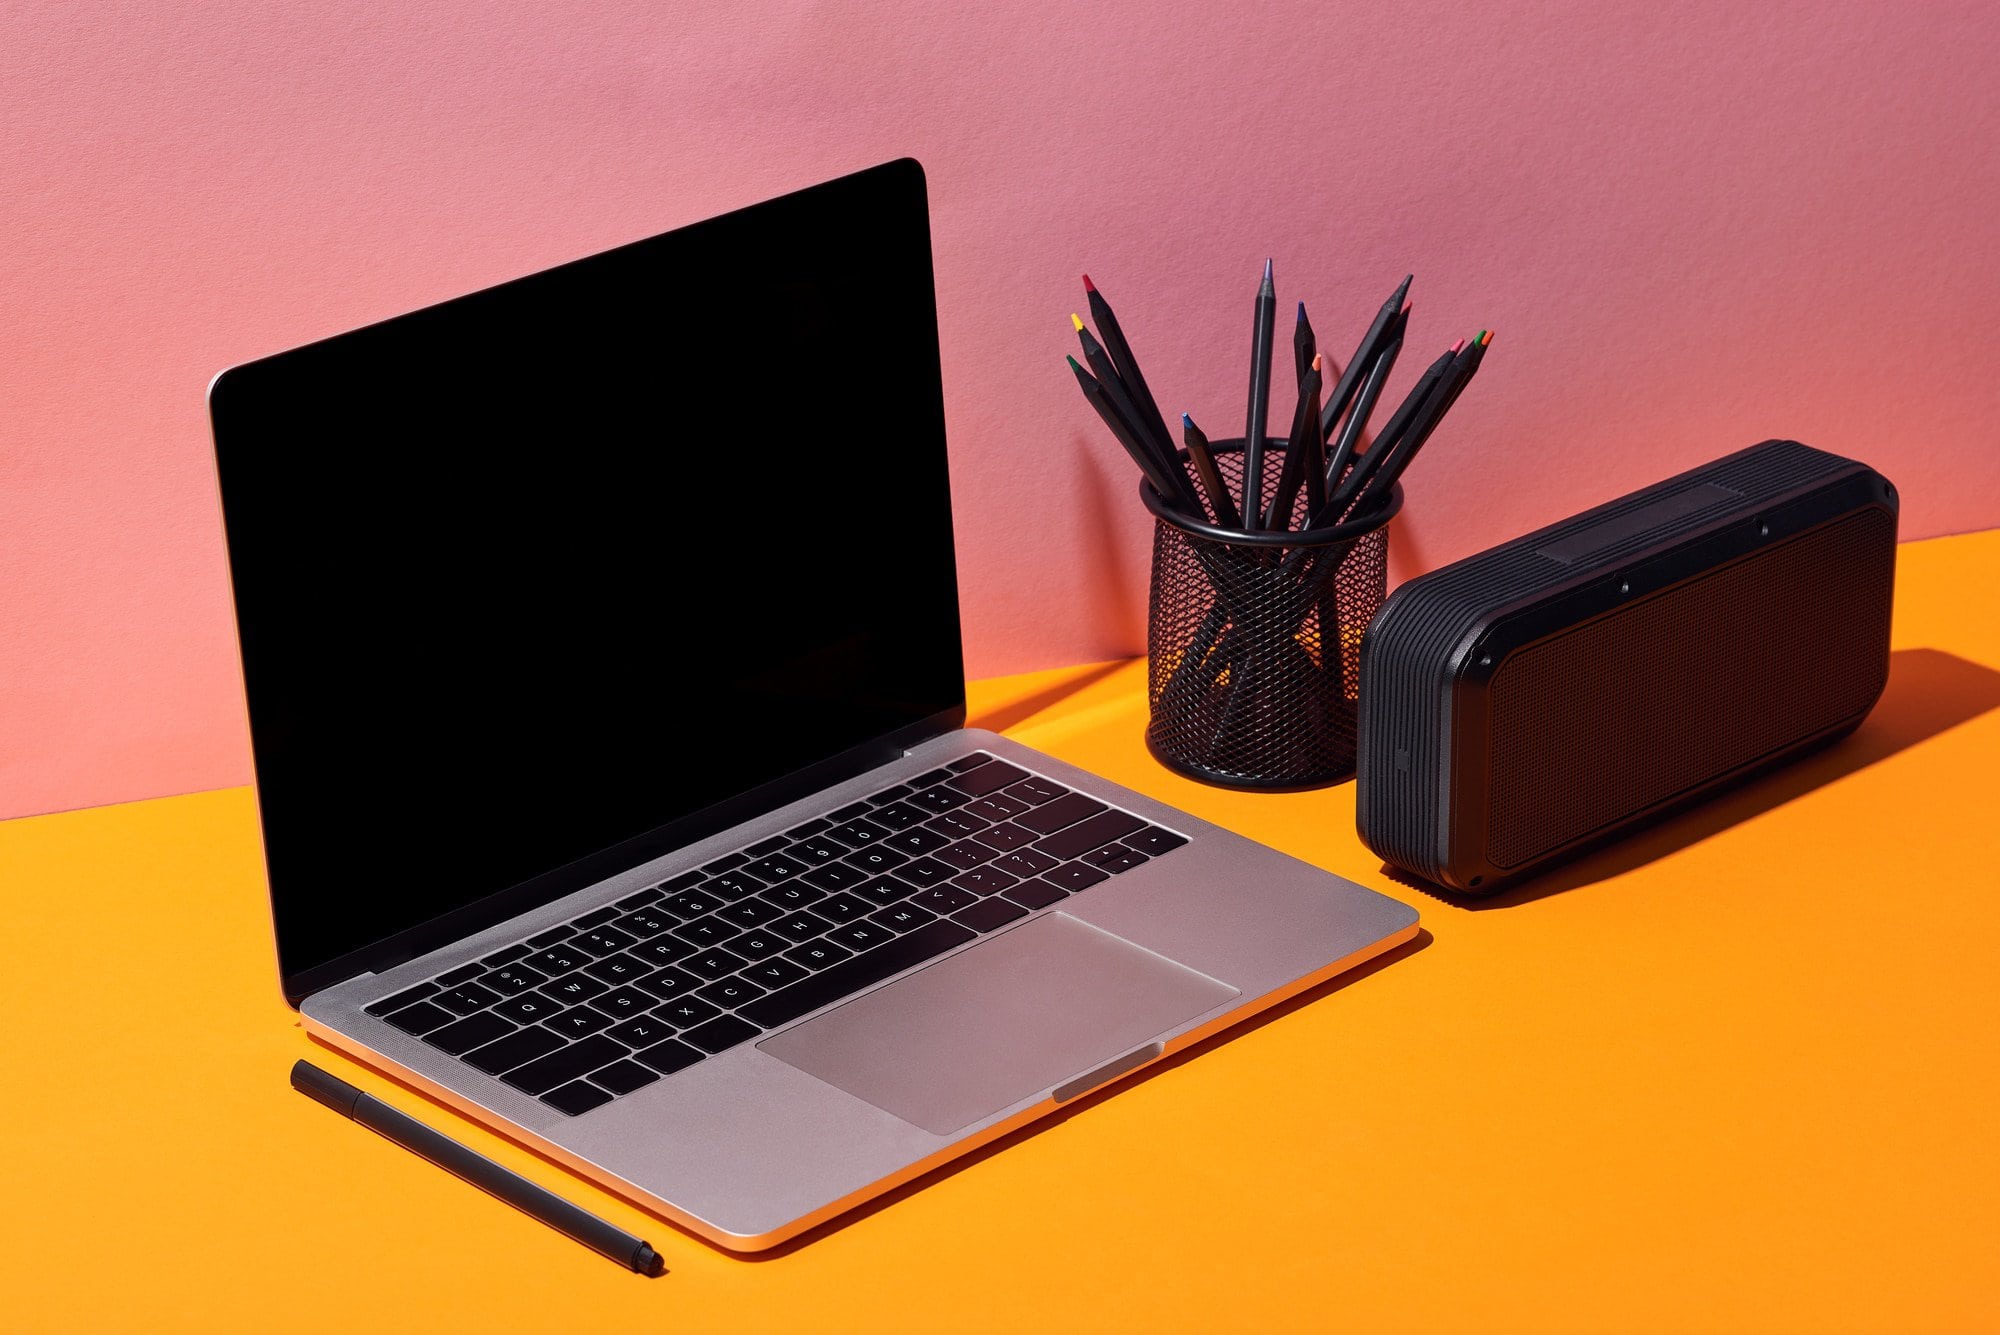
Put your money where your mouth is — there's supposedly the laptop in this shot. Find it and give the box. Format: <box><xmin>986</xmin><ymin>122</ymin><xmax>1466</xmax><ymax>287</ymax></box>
<box><xmin>209</xmin><ymin>157</ymin><xmax>1420</xmax><ymax>1251</ymax></box>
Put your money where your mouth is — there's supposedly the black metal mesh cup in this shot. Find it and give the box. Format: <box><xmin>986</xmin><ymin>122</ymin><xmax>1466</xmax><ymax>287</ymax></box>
<box><xmin>1143</xmin><ymin>437</ymin><xmax>1399</xmax><ymax>788</ymax></box>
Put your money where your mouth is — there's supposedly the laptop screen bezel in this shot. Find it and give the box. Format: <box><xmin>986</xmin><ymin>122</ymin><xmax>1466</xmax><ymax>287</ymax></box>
<box><xmin>208</xmin><ymin>158</ymin><xmax>965</xmax><ymax>1007</ymax></box>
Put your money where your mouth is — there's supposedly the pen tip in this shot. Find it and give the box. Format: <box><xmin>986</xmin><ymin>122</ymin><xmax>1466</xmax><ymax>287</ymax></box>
<box><xmin>1071</xmin><ymin>313</ymin><xmax>1085</xmax><ymax>332</ymax></box>
<box><xmin>1081</xmin><ymin>273</ymin><xmax>1096</xmax><ymax>293</ymax></box>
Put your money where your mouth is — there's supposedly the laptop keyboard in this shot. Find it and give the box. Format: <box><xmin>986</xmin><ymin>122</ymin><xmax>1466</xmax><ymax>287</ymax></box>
<box><xmin>361</xmin><ymin>753</ymin><xmax>1189</xmax><ymax>1116</ymax></box>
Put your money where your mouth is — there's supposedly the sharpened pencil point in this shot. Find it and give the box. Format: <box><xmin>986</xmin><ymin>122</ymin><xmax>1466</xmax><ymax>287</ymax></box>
<box><xmin>1480</xmin><ymin>329</ymin><xmax>1494</xmax><ymax>346</ymax></box>
<box><xmin>1312</xmin><ymin>353</ymin><xmax>1323</xmax><ymax>371</ymax></box>
<box><xmin>1297</xmin><ymin>301</ymin><xmax>1307</xmax><ymax>323</ymax></box>
<box><xmin>1262</xmin><ymin>258</ymin><xmax>1274</xmax><ymax>283</ymax></box>
<box><xmin>1401</xmin><ymin>301</ymin><xmax>1413</xmax><ymax>317</ymax></box>
<box><xmin>1182</xmin><ymin>412</ymin><xmax>1193</xmax><ymax>427</ymax></box>
<box><xmin>1066</xmin><ymin>354</ymin><xmax>1084</xmax><ymax>373</ymax></box>
<box><xmin>1071</xmin><ymin>313</ymin><xmax>1085</xmax><ymax>333</ymax></box>
<box><xmin>1081</xmin><ymin>273</ymin><xmax>1096</xmax><ymax>293</ymax></box>
<box><xmin>1450</xmin><ymin>338</ymin><xmax>1467</xmax><ymax>354</ymax></box>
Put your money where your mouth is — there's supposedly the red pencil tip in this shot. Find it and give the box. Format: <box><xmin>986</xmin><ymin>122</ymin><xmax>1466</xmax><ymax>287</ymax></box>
<box><xmin>1081</xmin><ymin>274</ymin><xmax>1097</xmax><ymax>293</ymax></box>
<box><xmin>1401</xmin><ymin>301</ymin><xmax>1413</xmax><ymax>316</ymax></box>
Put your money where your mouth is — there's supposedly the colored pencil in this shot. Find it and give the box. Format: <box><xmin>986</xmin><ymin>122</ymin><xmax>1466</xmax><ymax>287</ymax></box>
<box><xmin>1068</xmin><ymin>355</ymin><xmax>1192</xmax><ymax>511</ymax></box>
<box><xmin>1083</xmin><ymin>274</ymin><xmax>1174</xmax><ymax>456</ymax></box>
<box><xmin>1318</xmin><ymin>275</ymin><xmax>1411</xmax><ymax>442</ymax></box>
<box><xmin>1262</xmin><ymin>356</ymin><xmax>1323</xmax><ymax>529</ymax></box>
<box><xmin>1320</xmin><ymin>325</ymin><xmax>1405</xmax><ymax>507</ymax></box>
<box><xmin>1181</xmin><ymin>412</ymin><xmax>1240</xmax><ymax>528</ymax></box>
<box><xmin>1293</xmin><ymin>301</ymin><xmax>1316</xmax><ymax>388</ymax></box>
<box><xmin>1241</xmin><ymin>258</ymin><xmax>1276</xmax><ymax>529</ymax></box>
<box><xmin>1073</xmin><ymin>315</ymin><xmax>1199</xmax><ymax>511</ymax></box>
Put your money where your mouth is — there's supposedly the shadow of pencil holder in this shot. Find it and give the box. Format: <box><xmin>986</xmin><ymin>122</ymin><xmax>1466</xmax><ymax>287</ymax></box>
<box><xmin>1143</xmin><ymin>439</ymin><xmax>1398</xmax><ymax>789</ymax></box>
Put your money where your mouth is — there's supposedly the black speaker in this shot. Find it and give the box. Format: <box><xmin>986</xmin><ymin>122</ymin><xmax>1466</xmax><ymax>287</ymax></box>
<box><xmin>1356</xmin><ymin>440</ymin><xmax>1897</xmax><ymax>892</ymax></box>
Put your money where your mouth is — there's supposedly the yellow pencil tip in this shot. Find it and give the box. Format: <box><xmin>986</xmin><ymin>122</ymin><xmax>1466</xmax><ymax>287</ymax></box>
<box><xmin>1071</xmin><ymin>313</ymin><xmax>1086</xmax><ymax>332</ymax></box>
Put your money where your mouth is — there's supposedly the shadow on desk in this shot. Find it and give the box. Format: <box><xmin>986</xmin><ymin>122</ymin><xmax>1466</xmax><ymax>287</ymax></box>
<box><xmin>1396</xmin><ymin>647</ymin><xmax>2000</xmax><ymax>912</ymax></box>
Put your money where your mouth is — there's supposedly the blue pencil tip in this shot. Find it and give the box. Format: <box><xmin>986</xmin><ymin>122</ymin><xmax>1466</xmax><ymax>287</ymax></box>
<box><xmin>1296</xmin><ymin>301</ymin><xmax>1306</xmax><ymax>321</ymax></box>
<box><xmin>1182</xmin><ymin>412</ymin><xmax>1193</xmax><ymax>426</ymax></box>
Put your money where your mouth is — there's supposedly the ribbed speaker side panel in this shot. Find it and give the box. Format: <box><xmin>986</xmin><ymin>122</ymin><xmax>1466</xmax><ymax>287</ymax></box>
<box><xmin>1485</xmin><ymin>506</ymin><xmax>1895</xmax><ymax>869</ymax></box>
<box><xmin>1356</xmin><ymin>440</ymin><xmax>1872</xmax><ymax>886</ymax></box>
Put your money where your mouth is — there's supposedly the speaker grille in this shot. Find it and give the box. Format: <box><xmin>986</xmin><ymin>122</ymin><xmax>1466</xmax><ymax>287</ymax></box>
<box><xmin>1486</xmin><ymin>507</ymin><xmax>1894</xmax><ymax>869</ymax></box>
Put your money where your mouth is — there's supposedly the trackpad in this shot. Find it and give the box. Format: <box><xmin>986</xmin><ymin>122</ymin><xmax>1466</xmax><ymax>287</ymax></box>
<box><xmin>757</xmin><ymin>912</ymin><xmax>1239</xmax><ymax>1136</ymax></box>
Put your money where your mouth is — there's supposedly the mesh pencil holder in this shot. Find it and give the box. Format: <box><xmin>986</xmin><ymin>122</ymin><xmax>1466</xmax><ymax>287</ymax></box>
<box><xmin>1143</xmin><ymin>438</ymin><xmax>1399</xmax><ymax>789</ymax></box>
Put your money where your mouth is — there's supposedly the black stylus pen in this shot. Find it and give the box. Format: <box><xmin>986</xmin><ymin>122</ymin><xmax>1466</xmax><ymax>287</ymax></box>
<box><xmin>290</xmin><ymin>1060</ymin><xmax>666</xmax><ymax>1276</ymax></box>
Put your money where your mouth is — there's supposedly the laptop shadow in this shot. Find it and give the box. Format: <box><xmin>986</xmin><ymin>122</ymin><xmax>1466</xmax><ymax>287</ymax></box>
<box><xmin>1387</xmin><ymin>646</ymin><xmax>2000</xmax><ymax>912</ymax></box>
<box><xmin>967</xmin><ymin>658</ymin><xmax>1129</xmax><ymax>736</ymax></box>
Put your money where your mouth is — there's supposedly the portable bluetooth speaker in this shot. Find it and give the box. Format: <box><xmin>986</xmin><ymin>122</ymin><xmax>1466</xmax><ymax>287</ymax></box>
<box><xmin>1355</xmin><ymin>440</ymin><xmax>1897</xmax><ymax>892</ymax></box>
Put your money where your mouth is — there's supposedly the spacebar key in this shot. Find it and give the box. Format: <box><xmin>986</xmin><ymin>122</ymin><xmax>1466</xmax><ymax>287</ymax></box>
<box><xmin>740</xmin><ymin>921</ymin><xmax>975</xmax><ymax>1029</ymax></box>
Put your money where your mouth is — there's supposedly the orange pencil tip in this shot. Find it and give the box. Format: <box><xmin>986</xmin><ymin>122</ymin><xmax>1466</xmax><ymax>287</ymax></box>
<box><xmin>1480</xmin><ymin>329</ymin><xmax>1494</xmax><ymax>346</ymax></box>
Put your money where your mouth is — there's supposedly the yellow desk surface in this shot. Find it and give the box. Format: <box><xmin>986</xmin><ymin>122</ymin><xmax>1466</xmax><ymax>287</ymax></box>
<box><xmin>5</xmin><ymin>529</ymin><xmax>1997</xmax><ymax>1332</ymax></box>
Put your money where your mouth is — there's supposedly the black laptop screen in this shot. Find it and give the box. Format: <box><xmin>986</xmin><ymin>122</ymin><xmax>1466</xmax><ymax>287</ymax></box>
<box><xmin>211</xmin><ymin>160</ymin><xmax>963</xmax><ymax>996</ymax></box>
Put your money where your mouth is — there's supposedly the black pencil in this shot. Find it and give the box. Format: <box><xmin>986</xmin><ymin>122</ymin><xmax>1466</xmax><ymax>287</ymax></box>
<box><xmin>1181</xmin><ymin>412</ymin><xmax>1240</xmax><ymax>528</ymax></box>
<box><xmin>1321</xmin><ymin>327</ymin><xmax>1404</xmax><ymax>506</ymax></box>
<box><xmin>1262</xmin><ymin>356</ymin><xmax>1323</xmax><ymax>529</ymax></box>
<box><xmin>1293</xmin><ymin>301</ymin><xmax>1316</xmax><ymax>388</ymax></box>
<box><xmin>1073</xmin><ymin>315</ymin><xmax>1198</xmax><ymax>508</ymax></box>
<box><xmin>1241</xmin><ymin>258</ymin><xmax>1276</xmax><ymax>529</ymax></box>
<box><xmin>1319</xmin><ymin>274</ymin><xmax>1411</xmax><ymax>442</ymax></box>
<box><xmin>1326</xmin><ymin>342</ymin><xmax>1454</xmax><ymax>506</ymax></box>
<box><xmin>1083</xmin><ymin>275</ymin><xmax>1174</xmax><ymax>455</ymax></box>
<box><xmin>1068</xmin><ymin>355</ymin><xmax>1195</xmax><ymax>512</ymax></box>
<box><xmin>1347</xmin><ymin>330</ymin><xmax>1490</xmax><ymax>519</ymax></box>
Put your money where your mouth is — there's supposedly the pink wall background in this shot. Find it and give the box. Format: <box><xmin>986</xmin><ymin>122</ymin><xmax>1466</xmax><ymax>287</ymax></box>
<box><xmin>5</xmin><ymin>0</ymin><xmax>1998</xmax><ymax>822</ymax></box>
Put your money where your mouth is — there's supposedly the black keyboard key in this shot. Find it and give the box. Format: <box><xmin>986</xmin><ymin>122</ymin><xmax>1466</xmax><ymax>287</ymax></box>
<box><xmin>463</xmin><ymin>1025</ymin><xmax>566</xmax><ymax>1075</ymax></box>
<box><xmin>1034</xmin><ymin>809</ymin><xmax>1147</xmax><ymax>860</ymax></box>
<box><xmin>783</xmin><ymin>818</ymin><xmax>832</xmax><ymax>840</ymax></box>
<box><xmin>884</xmin><ymin>826</ymin><xmax>952</xmax><ymax>856</ymax></box>
<box><xmin>701</xmin><ymin>852</ymin><xmax>748</xmax><ymax>874</ymax></box>
<box><xmin>763</xmin><ymin>880</ymin><xmax>826</xmax><ymax>909</ymax></box>
<box><xmin>800</xmin><ymin>862</ymin><xmax>869</xmax><ymax>891</ymax></box>
<box><xmin>684</xmin><ymin>947</ymin><xmax>748</xmax><ymax>980</ymax></box>
<box><xmin>871</xmin><ymin>802</ymin><xmax>927</xmax><ymax>831</ymax></box>
<box><xmin>1015</xmin><ymin>792</ymin><xmax>1108</xmax><ymax>835</ymax></box>
<box><xmin>582</xmin><ymin>953</ymin><xmax>654</xmax><ymax>985</ymax></box>
<box><xmin>851</xmin><ymin>876</ymin><xmax>915</xmax><ymax>904</ymax></box>
<box><xmin>635</xmin><ymin>967</ymin><xmax>702</xmax><ymax>1000</ymax></box>
<box><xmin>613</xmin><ymin>888</ymin><xmax>659</xmax><ymax>911</ymax></box>
<box><xmin>612</xmin><ymin>908</ymin><xmax>675</xmax><ymax>939</ymax></box>
<box><xmin>433</xmin><ymin>983</ymin><xmax>500</xmax><ymax>1016</ymax></box>
<box><xmin>607</xmin><ymin>1015</ymin><xmax>677</xmax><ymax>1047</ymax></box>
<box><xmin>544</xmin><ymin>1007</ymin><xmax>615</xmax><ymax>1038</ymax></box>
<box><xmin>654</xmin><ymin>996</ymin><xmax>721</xmax><ymax>1027</ymax></box>
<box><xmin>696</xmin><ymin>977</ymin><xmax>765</xmax><ymax>1009</ymax></box>
<box><xmin>896</xmin><ymin>858</ymin><xmax>956</xmax><ymax>888</ymax></box>
<box><xmin>656</xmin><ymin>870</ymin><xmax>706</xmax><ymax>895</ymax></box>
<box><xmin>541</xmin><ymin>1080</ymin><xmax>614</xmax><ymax>1116</ymax></box>
<box><xmin>661</xmin><ymin>890</ymin><xmax>725</xmax><ymax>920</ymax></box>
<box><xmin>541</xmin><ymin>972</ymin><xmax>609</xmax><ymax>1004</ymax></box>
<box><xmin>682</xmin><ymin>1015</ymin><xmax>761</xmax><ymax>1054</ymax></box>
<box><xmin>871</xmin><ymin>902</ymin><xmax>936</xmax><ymax>932</ymax></box>
<box><xmin>424</xmin><ymin>1011</ymin><xmax>515</xmax><ymax>1055</ymax></box>
<box><xmin>828</xmin><ymin>799</ymin><xmax>873</xmax><ymax>821</ymax></box>
<box><xmin>972</xmin><ymin>822</ymin><xmax>1038</xmax><ymax>852</ymax></box>
<box><xmin>634</xmin><ymin>1039</ymin><xmax>705</xmax><ymax>1075</ymax></box>
<box><xmin>789</xmin><ymin>836</ymin><xmax>846</xmax><ymax>865</ymax></box>
<box><xmin>928</xmin><ymin>810</ymin><xmax>989</xmax><ymax>838</ymax></box>
<box><xmin>742</xmin><ymin>853</ymin><xmax>807</xmax><ymax>883</ymax></box>
<box><xmin>628</xmin><ymin>936</ymin><xmax>696</xmax><ymax>968</ymax></box>
<box><xmin>823</xmin><ymin>819</ymin><xmax>887</xmax><ymax>848</ymax></box>
<box><xmin>718</xmin><ymin>898</ymin><xmax>782</xmax><ymax>928</ymax></box>
<box><xmin>492</xmin><ymin>993</ymin><xmax>564</xmax><ymax>1025</ymax></box>
<box><xmin>572</xmin><ymin>906</ymin><xmax>620</xmax><ymax>930</ymax></box>
<box><xmin>769</xmin><ymin>911</ymin><xmax>832</xmax><ymax>943</ymax></box>
<box><xmin>909</xmin><ymin>767</ymin><xmax>954</xmax><ymax>786</ymax></box>
<box><xmin>812</xmin><ymin>892</ymin><xmax>873</xmax><ymax>924</ymax></box>
<box><xmin>948</xmin><ymin>759</ymin><xmax>1030</xmax><ymax>796</ymax></box>
<box><xmin>588</xmin><ymin>985</ymin><xmax>656</xmax><ymax>1018</ymax></box>
<box><xmin>437</xmin><ymin>961</ymin><xmax>485</xmax><ymax>987</ymax></box>
<box><xmin>951</xmin><ymin>866</ymin><xmax>1019</xmax><ymax>896</ymax></box>
<box><xmin>908</xmin><ymin>885</ymin><xmax>977</xmax><ymax>915</ymax></box>
<box><xmin>670</xmin><ymin>915</ymin><xmax>740</xmax><ymax>948</ymax></box>
<box><xmin>701</xmin><ymin>872</ymin><xmax>763</xmax><ymax>901</ymax></box>
<box><xmin>742</xmin><ymin>920</ymin><xmax>975</xmax><ymax>1029</ymax></box>
<box><xmin>964</xmin><ymin>792</ymin><xmax>1030</xmax><ymax>821</ymax></box>
<box><xmin>945</xmin><ymin>753</ymin><xmax>990</xmax><ymax>773</ymax></box>
<box><xmin>827</xmin><ymin>920</ymin><xmax>897</xmax><ymax>952</ymax></box>
<box><xmin>1083</xmin><ymin>846</ymin><xmax>1150</xmax><ymax>874</ymax></box>
<box><xmin>1124</xmin><ymin>827</ymin><xmax>1189</xmax><ymax>856</ymax></box>
<box><xmin>933</xmin><ymin>839</ymin><xmax>997</xmax><ymax>871</ymax></box>
<box><xmin>479</xmin><ymin>942</ymin><xmax>532</xmax><ymax>968</ymax></box>
<box><xmin>366</xmin><ymin>981</ymin><xmax>438</xmax><ymax>1016</ymax></box>
<box><xmin>990</xmin><ymin>848</ymin><xmax>1059</xmax><ymax>878</ymax></box>
<box><xmin>745</xmin><ymin>834</ymin><xmax>789</xmax><ymax>857</ymax></box>
<box><xmin>955</xmin><ymin>898</ymin><xmax>1029</xmax><ymax>932</ymax></box>
<box><xmin>905</xmin><ymin>784</ymin><xmax>970</xmax><ymax>814</ymax></box>
<box><xmin>740</xmin><ymin>958</ymin><xmax>810</xmax><ymax>990</ymax></box>
<box><xmin>1002</xmin><ymin>879</ymin><xmax>1069</xmax><ymax>910</ymax></box>
<box><xmin>1005</xmin><ymin>775</ymin><xmax>1067</xmax><ymax>805</ymax></box>
<box><xmin>480</xmin><ymin>964</ymin><xmax>548</xmax><ymax>995</ymax></box>
<box><xmin>589</xmin><ymin>1060</ymin><xmax>660</xmax><ymax>1095</ymax></box>
<box><xmin>728</xmin><ymin>930</ymin><xmax>788</xmax><ymax>961</ymax></box>
<box><xmin>784</xmin><ymin>938</ymin><xmax>853</xmax><ymax>971</ymax></box>
<box><xmin>846</xmin><ymin>845</ymin><xmax>910</xmax><ymax>873</ymax></box>
<box><xmin>525</xmin><ymin>945</ymin><xmax>588</xmax><ymax>976</ymax></box>
<box><xmin>1044</xmin><ymin>861</ymin><xmax>1110</xmax><ymax>891</ymax></box>
<box><xmin>526</xmin><ymin>926</ymin><xmax>572</xmax><ymax>948</ymax></box>
<box><xmin>381</xmin><ymin>1000</ymin><xmax>453</xmax><ymax>1035</ymax></box>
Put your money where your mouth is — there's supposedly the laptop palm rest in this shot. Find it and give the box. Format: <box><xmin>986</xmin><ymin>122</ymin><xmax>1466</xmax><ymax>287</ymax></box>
<box><xmin>757</xmin><ymin>912</ymin><xmax>1239</xmax><ymax>1137</ymax></box>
